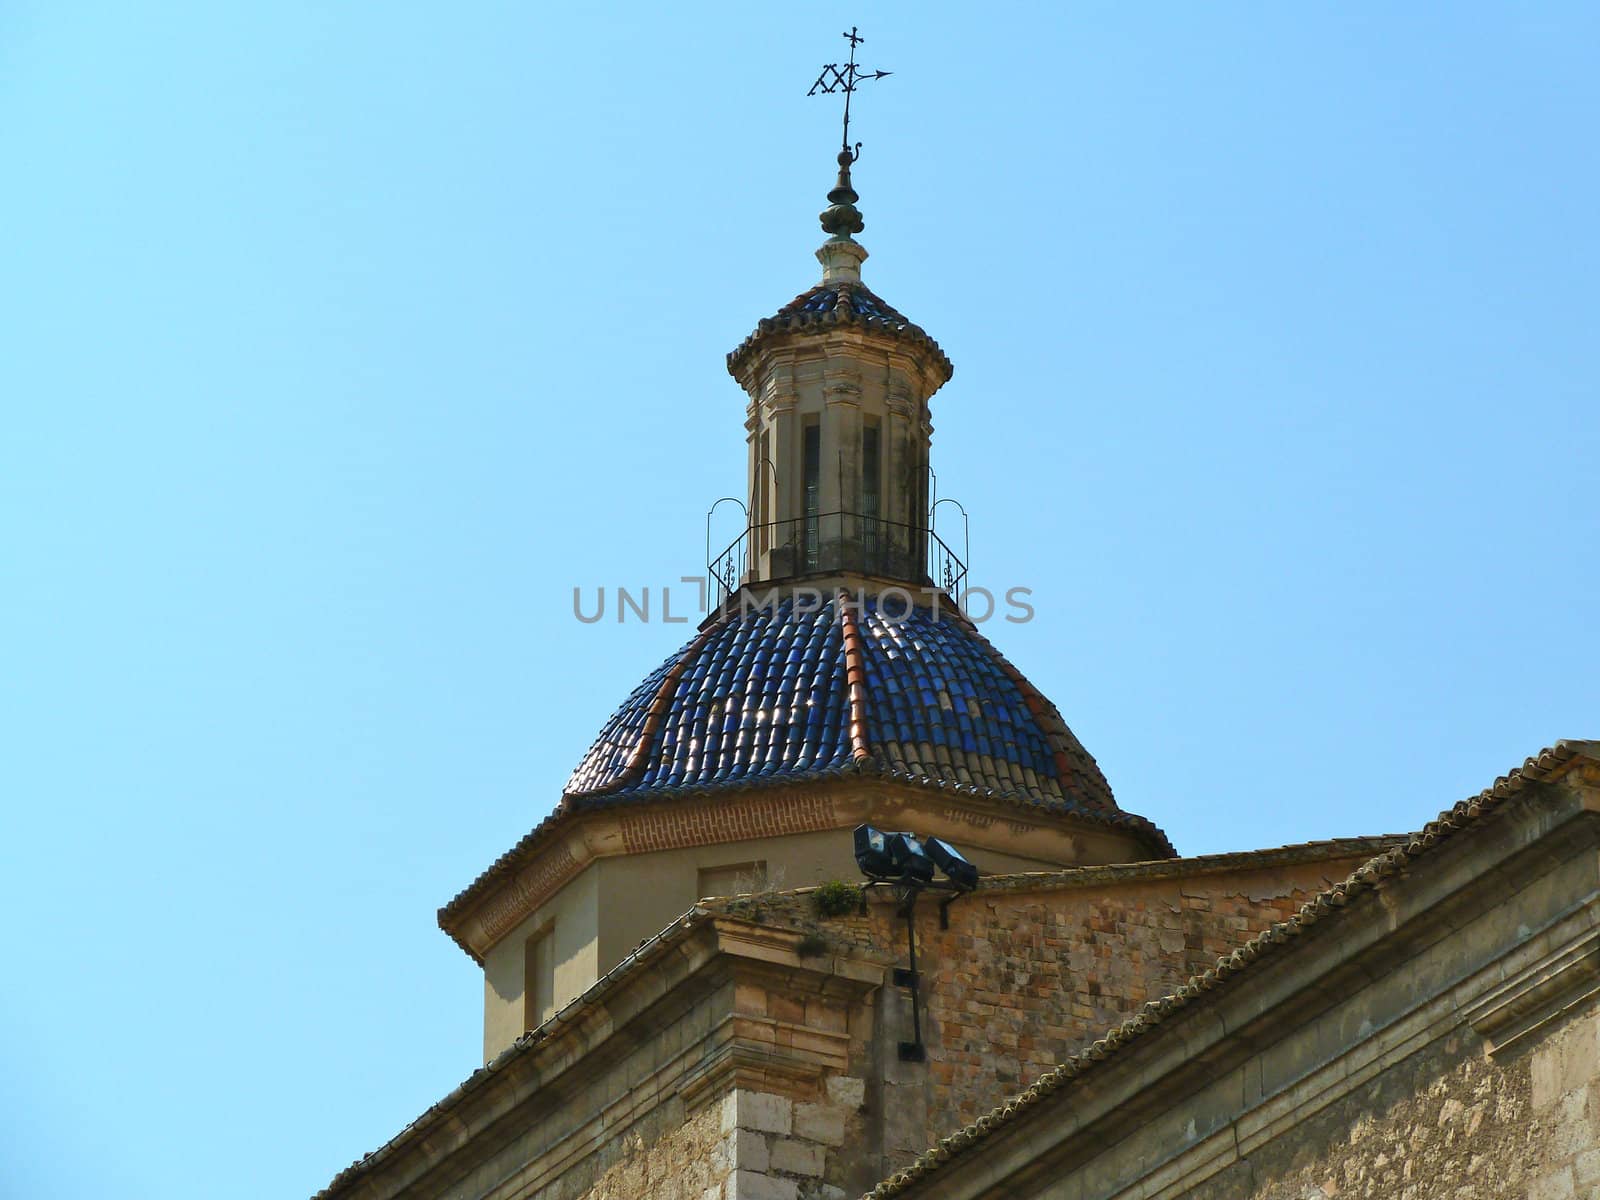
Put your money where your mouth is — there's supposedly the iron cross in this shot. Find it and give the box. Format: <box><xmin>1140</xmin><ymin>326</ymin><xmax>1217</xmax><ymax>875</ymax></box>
<box><xmin>808</xmin><ymin>26</ymin><xmax>892</xmax><ymax>162</ymax></box>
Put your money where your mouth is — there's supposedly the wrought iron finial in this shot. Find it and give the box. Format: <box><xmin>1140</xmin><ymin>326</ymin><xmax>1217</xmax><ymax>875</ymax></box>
<box><xmin>808</xmin><ymin>27</ymin><xmax>891</xmax><ymax>159</ymax></box>
<box><xmin>808</xmin><ymin>27</ymin><xmax>891</xmax><ymax>241</ymax></box>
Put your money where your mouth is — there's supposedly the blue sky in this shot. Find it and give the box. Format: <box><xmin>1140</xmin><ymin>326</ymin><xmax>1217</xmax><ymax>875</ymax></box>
<box><xmin>2</xmin><ymin>4</ymin><xmax>1595</xmax><ymax>1196</ymax></box>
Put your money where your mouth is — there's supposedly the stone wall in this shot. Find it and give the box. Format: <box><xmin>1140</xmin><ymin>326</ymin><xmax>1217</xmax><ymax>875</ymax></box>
<box><xmin>322</xmin><ymin>845</ymin><xmax>1391</xmax><ymax>1200</ymax></box>
<box><xmin>717</xmin><ymin>847</ymin><xmax>1382</xmax><ymax>1188</ymax></box>
<box><xmin>455</xmin><ymin>968</ymin><xmax>739</xmax><ymax>1200</ymax></box>
<box><xmin>916</xmin><ymin>870</ymin><xmax>1333</xmax><ymax>1127</ymax></box>
<box><xmin>853</xmin><ymin>762</ymin><xmax>1600</xmax><ymax>1200</ymax></box>
<box><xmin>584</xmin><ymin>1097</ymin><xmax>727</xmax><ymax>1200</ymax></box>
<box><xmin>1181</xmin><ymin>1003</ymin><xmax>1600</xmax><ymax>1200</ymax></box>
<box><xmin>703</xmin><ymin>1082</ymin><xmax>870</xmax><ymax>1200</ymax></box>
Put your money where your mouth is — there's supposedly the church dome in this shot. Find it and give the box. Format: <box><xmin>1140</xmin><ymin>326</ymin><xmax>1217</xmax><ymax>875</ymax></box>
<box><xmin>557</xmin><ymin>136</ymin><xmax>1172</xmax><ymax>857</ymax></box>
<box><xmin>565</xmin><ymin>595</ymin><xmax>1166</xmax><ymax>851</ymax></box>
<box><xmin>726</xmin><ymin>280</ymin><xmax>954</xmax><ymax>383</ymax></box>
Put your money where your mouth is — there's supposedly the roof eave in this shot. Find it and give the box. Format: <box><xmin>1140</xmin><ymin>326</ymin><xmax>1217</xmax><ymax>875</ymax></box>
<box><xmin>437</xmin><ymin>769</ymin><xmax>1178</xmax><ymax>962</ymax></box>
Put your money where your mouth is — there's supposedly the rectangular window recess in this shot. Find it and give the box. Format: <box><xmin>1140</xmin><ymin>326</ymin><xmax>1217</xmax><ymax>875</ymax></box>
<box><xmin>698</xmin><ymin>860</ymin><xmax>768</xmax><ymax>900</ymax></box>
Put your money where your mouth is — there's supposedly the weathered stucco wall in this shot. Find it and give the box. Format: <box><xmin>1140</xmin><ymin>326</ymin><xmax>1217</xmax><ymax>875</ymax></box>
<box><xmin>563</xmin><ymin>848</ymin><xmax>1358</xmax><ymax>1200</ymax></box>
<box><xmin>482</xmin><ymin>851</ymin><xmax>1379</xmax><ymax>1200</ymax></box>
<box><xmin>483</xmin><ymin>864</ymin><xmax>601</xmax><ymax>1063</ymax></box>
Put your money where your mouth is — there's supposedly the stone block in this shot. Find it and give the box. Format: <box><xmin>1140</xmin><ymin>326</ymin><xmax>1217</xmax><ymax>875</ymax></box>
<box><xmin>1534</xmin><ymin>1013</ymin><xmax>1600</xmax><ymax>1111</ymax></box>
<box><xmin>722</xmin><ymin>1090</ymin><xmax>793</xmax><ymax>1137</ymax></box>
<box><xmin>769</xmin><ymin>1137</ymin><xmax>826</xmax><ymax>1177</ymax></box>
<box><xmin>1550</xmin><ymin>1087</ymin><xmax>1592</xmax><ymax>1159</ymax></box>
<box><xmin>805</xmin><ymin>999</ymin><xmax>848</xmax><ymax>1033</ymax></box>
<box><xmin>727</xmin><ymin>1128</ymin><xmax>769</xmax><ymax>1173</ymax></box>
<box><xmin>734</xmin><ymin>983</ymin><xmax>770</xmax><ymax>1016</ymax></box>
<box><xmin>1579</xmin><ymin>1148</ymin><xmax>1600</xmax><ymax>1186</ymax></box>
<box><xmin>768</xmin><ymin>992</ymin><xmax>806</xmax><ymax>1030</ymax></box>
<box><xmin>825</xmin><ymin>1075</ymin><xmax>866</xmax><ymax>1110</ymax></box>
<box><xmin>725</xmin><ymin>1169</ymin><xmax>798</xmax><ymax>1200</ymax></box>
<box><xmin>1528</xmin><ymin>1167</ymin><xmax>1575</xmax><ymax>1200</ymax></box>
<box><xmin>793</xmin><ymin>1102</ymin><xmax>847</xmax><ymax>1146</ymax></box>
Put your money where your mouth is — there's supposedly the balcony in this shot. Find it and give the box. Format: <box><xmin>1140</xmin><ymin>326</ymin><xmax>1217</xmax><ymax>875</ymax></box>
<box><xmin>708</xmin><ymin>510</ymin><xmax>968</xmax><ymax>610</ymax></box>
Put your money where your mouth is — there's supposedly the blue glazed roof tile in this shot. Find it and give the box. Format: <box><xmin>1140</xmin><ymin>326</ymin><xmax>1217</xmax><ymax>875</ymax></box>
<box><xmin>564</xmin><ymin>594</ymin><xmax>1116</xmax><ymax>814</ymax></box>
<box><xmin>564</xmin><ymin>653</ymin><xmax>680</xmax><ymax>796</ymax></box>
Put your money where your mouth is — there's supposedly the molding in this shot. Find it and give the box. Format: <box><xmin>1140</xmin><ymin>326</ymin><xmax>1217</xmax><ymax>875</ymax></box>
<box><xmin>1463</xmin><ymin>903</ymin><xmax>1600</xmax><ymax>1055</ymax></box>
<box><xmin>681</xmin><ymin>928</ymin><xmax>880</xmax><ymax>1111</ymax></box>
<box><xmin>1137</xmin><ymin>895</ymin><xmax>1600</xmax><ymax>1200</ymax></box>
<box><xmin>476</xmin><ymin>841</ymin><xmax>584</xmax><ymax>944</ymax></box>
<box><xmin>823</xmin><ymin>378</ymin><xmax>864</xmax><ymax>405</ymax></box>
<box><xmin>617</xmin><ymin>791</ymin><xmax>838</xmax><ymax>855</ymax></box>
<box><xmin>458</xmin><ymin>788</ymin><xmax>845</xmax><ymax>957</ymax></box>
<box><xmin>457</xmin><ymin>779</ymin><xmax>1173</xmax><ymax>960</ymax></box>
<box><xmin>486</xmin><ymin>926</ymin><xmax>878</xmax><ymax>1198</ymax></box>
<box><xmin>323</xmin><ymin>914</ymin><xmax>884</xmax><ymax>1200</ymax></box>
<box><xmin>677</xmin><ymin>1038</ymin><xmax>843</xmax><ymax>1114</ymax></box>
<box><xmin>733</xmin><ymin>334</ymin><xmax>950</xmax><ymax>403</ymax></box>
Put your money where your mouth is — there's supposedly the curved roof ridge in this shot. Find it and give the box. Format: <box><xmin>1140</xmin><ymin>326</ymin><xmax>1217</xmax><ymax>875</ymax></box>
<box><xmin>608</xmin><ymin>620</ymin><xmax>723</xmax><ymax>794</ymax></box>
<box><xmin>838</xmin><ymin>588</ymin><xmax>876</xmax><ymax>767</ymax></box>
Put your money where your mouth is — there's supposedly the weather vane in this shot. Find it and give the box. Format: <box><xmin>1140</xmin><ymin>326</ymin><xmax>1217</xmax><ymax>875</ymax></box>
<box><xmin>808</xmin><ymin>26</ymin><xmax>891</xmax><ymax>162</ymax></box>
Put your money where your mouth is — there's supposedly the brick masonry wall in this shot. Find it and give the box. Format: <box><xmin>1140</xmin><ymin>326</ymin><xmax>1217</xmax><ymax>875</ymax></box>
<box><xmin>1175</xmin><ymin>1002</ymin><xmax>1600</xmax><ymax>1200</ymax></box>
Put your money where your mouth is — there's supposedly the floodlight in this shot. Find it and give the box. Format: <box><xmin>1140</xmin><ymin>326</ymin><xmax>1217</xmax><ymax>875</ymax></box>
<box><xmin>888</xmin><ymin>832</ymin><xmax>935</xmax><ymax>883</ymax></box>
<box><xmin>854</xmin><ymin>825</ymin><xmax>895</xmax><ymax>877</ymax></box>
<box><xmin>925</xmin><ymin>837</ymin><xmax>979</xmax><ymax>891</ymax></box>
<box><xmin>854</xmin><ymin>826</ymin><xmax>936</xmax><ymax>882</ymax></box>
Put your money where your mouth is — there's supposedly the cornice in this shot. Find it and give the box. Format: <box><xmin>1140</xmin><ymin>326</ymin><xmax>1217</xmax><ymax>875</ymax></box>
<box><xmin>440</xmin><ymin>771</ymin><xmax>1176</xmax><ymax>963</ymax></box>
<box><xmin>318</xmin><ymin>907</ymin><xmax>885</xmax><ymax>1200</ymax></box>
<box><xmin>729</xmin><ymin>322</ymin><xmax>952</xmax><ymax>399</ymax></box>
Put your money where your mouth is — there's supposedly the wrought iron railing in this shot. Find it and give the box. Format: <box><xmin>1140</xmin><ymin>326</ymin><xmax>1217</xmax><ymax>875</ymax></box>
<box><xmin>708</xmin><ymin>510</ymin><xmax>968</xmax><ymax>611</ymax></box>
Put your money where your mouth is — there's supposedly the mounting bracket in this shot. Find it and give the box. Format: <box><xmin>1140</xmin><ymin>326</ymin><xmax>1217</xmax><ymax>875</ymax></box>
<box><xmin>859</xmin><ymin>875</ymin><xmax>971</xmax><ymax>1062</ymax></box>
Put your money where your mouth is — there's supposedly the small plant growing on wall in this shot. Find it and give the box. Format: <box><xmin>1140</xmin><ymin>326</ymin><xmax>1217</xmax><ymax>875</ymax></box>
<box><xmin>813</xmin><ymin>880</ymin><xmax>862</xmax><ymax>918</ymax></box>
<box><xmin>795</xmin><ymin>932</ymin><xmax>829</xmax><ymax>958</ymax></box>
